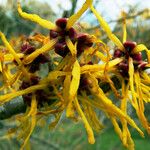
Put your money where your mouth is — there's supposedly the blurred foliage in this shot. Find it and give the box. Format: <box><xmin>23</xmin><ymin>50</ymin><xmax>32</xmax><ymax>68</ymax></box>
<box><xmin>87</xmin><ymin>4</ymin><xmax>150</xmax><ymax>49</ymax></box>
<box><xmin>0</xmin><ymin>0</ymin><xmax>56</xmax><ymax>39</ymax></box>
<box><xmin>0</xmin><ymin>118</ymin><xmax>150</xmax><ymax>150</ymax></box>
<box><xmin>113</xmin><ymin>5</ymin><xmax>150</xmax><ymax>49</ymax></box>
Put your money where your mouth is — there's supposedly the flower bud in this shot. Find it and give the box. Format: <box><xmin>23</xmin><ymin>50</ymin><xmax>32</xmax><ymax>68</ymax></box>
<box><xmin>68</xmin><ymin>27</ymin><xmax>77</xmax><ymax>40</ymax></box>
<box><xmin>138</xmin><ymin>61</ymin><xmax>147</xmax><ymax>70</ymax></box>
<box><xmin>37</xmin><ymin>54</ymin><xmax>50</xmax><ymax>64</ymax></box>
<box><xmin>114</xmin><ymin>49</ymin><xmax>123</xmax><ymax>58</ymax></box>
<box><xmin>79</xmin><ymin>76</ymin><xmax>92</xmax><ymax>90</ymax></box>
<box><xmin>118</xmin><ymin>61</ymin><xmax>129</xmax><ymax>77</ymax></box>
<box><xmin>77</xmin><ymin>33</ymin><xmax>93</xmax><ymax>55</ymax></box>
<box><xmin>77</xmin><ymin>33</ymin><xmax>88</xmax><ymax>43</ymax></box>
<box><xmin>54</xmin><ymin>41</ymin><xmax>69</xmax><ymax>57</ymax></box>
<box><xmin>20</xmin><ymin>81</ymin><xmax>30</xmax><ymax>90</ymax></box>
<box><xmin>55</xmin><ymin>18</ymin><xmax>68</xmax><ymax>29</ymax></box>
<box><xmin>132</xmin><ymin>52</ymin><xmax>142</xmax><ymax>61</ymax></box>
<box><xmin>29</xmin><ymin>62</ymin><xmax>40</xmax><ymax>73</ymax></box>
<box><xmin>30</xmin><ymin>76</ymin><xmax>40</xmax><ymax>85</ymax></box>
<box><xmin>21</xmin><ymin>43</ymin><xmax>35</xmax><ymax>54</ymax></box>
<box><xmin>49</xmin><ymin>30</ymin><xmax>58</xmax><ymax>39</ymax></box>
<box><xmin>123</xmin><ymin>41</ymin><xmax>137</xmax><ymax>52</ymax></box>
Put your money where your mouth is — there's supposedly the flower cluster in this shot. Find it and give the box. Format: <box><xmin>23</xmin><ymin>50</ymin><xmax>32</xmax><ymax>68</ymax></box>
<box><xmin>0</xmin><ymin>0</ymin><xmax>150</xmax><ymax>150</ymax></box>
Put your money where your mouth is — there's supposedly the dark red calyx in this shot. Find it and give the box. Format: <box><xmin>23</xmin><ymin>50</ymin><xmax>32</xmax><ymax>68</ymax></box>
<box><xmin>79</xmin><ymin>75</ymin><xmax>93</xmax><ymax>95</ymax></box>
<box><xmin>123</xmin><ymin>41</ymin><xmax>137</xmax><ymax>52</ymax></box>
<box><xmin>86</xmin><ymin>42</ymin><xmax>93</xmax><ymax>47</ymax></box>
<box><xmin>20</xmin><ymin>81</ymin><xmax>30</xmax><ymax>90</ymax></box>
<box><xmin>87</xmin><ymin>61</ymin><xmax>93</xmax><ymax>65</ymax></box>
<box><xmin>50</xmin><ymin>30</ymin><xmax>59</xmax><ymax>39</ymax></box>
<box><xmin>20</xmin><ymin>76</ymin><xmax>40</xmax><ymax>90</ymax></box>
<box><xmin>88</xmin><ymin>61</ymin><xmax>93</xmax><ymax>65</ymax></box>
<box><xmin>77</xmin><ymin>34</ymin><xmax>93</xmax><ymax>47</ymax></box>
<box><xmin>77</xmin><ymin>33</ymin><xmax>88</xmax><ymax>43</ymax></box>
<box><xmin>77</xmin><ymin>33</ymin><xmax>93</xmax><ymax>55</ymax></box>
<box><xmin>28</xmin><ymin>53</ymin><xmax>50</xmax><ymax>73</ymax></box>
<box><xmin>114</xmin><ymin>49</ymin><xmax>123</xmax><ymax>58</ymax></box>
<box><xmin>29</xmin><ymin>62</ymin><xmax>40</xmax><ymax>73</ymax></box>
<box><xmin>21</xmin><ymin>43</ymin><xmax>35</xmax><ymax>54</ymax></box>
<box><xmin>23</xmin><ymin>94</ymin><xmax>32</xmax><ymax>106</ymax></box>
<box><xmin>54</xmin><ymin>41</ymin><xmax>69</xmax><ymax>57</ymax></box>
<box><xmin>37</xmin><ymin>54</ymin><xmax>50</xmax><ymax>64</ymax></box>
<box><xmin>79</xmin><ymin>76</ymin><xmax>91</xmax><ymax>90</ymax></box>
<box><xmin>118</xmin><ymin>61</ymin><xmax>129</xmax><ymax>77</ymax></box>
<box><xmin>30</xmin><ymin>76</ymin><xmax>40</xmax><ymax>85</ymax></box>
<box><xmin>68</xmin><ymin>27</ymin><xmax>77</xmax><ymax>40</ymax></box>
<box><xmin>118</xmin><ymin>62</ymin><xmax>129</xmax><ymax>71</ymax></box>
<box><xmin>138</xmin><ymin>61</ymin><xmax>147</xmax><ymax>70</ymax></box>
<box><xmin>55</xmin><ymin>41</ymin><xmax>66</xmax><ymax>51</ymax></box>
<box><xmin>56</xmin><ymin>18</ymin><xmax>68</xmax><ymax>29</ymax></box>
<box><xmin>35</xmin><ymin>90</ymin><xmax>50</xmax><ymax>107</ymax></box>
<box><xmin>132</xmin><ymin>52</ymin><xmax>142</xmax><ymax>61</ymax></box>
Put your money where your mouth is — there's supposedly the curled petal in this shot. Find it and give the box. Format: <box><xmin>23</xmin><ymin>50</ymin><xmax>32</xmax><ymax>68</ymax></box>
<box><xmin>17</xmin><ymin>1</ymin><xmax>56</xmax><ymax>30</ymax></box>
<box><xmin>0</xmin><ymin>32</ymin><xmax>29</xmax><ymax>77</ymax></box>
<box><xmin>20</xmin><ymin>94</ymin><xmax>37</xmax><ymax>150</ymax></box>
<box><xmin>133</xmin><ymin>44</ymin><xmax>150</xmax><ymax>63</ymax></box>
<box><xmin>0</xmin><ymin>32</ymin><xmax>22</xmax><ymax>65</ymax></box>
<box><xmin>88</xmin><ymin>75</ymin><xmax>144</xmax><ymax>137</ymax></box>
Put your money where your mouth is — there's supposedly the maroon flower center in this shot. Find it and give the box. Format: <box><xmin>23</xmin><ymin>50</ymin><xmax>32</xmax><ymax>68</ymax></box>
<box><xmin>49</xmin><ymin>18</ymin><xmax>93</xmax><ymax>57</ymax></box>
<box><xmin>113</xmin><ymin>41</ymin><xmax>147</xmax><ymax>77</ymax></box>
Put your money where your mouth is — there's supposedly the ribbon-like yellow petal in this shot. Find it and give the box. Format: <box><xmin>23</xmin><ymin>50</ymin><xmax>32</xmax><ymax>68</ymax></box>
<box><xmin>122</xmin><ymin>11</ymin><xmax>127</xmax><ymax>43</ymax></box>
<box><xmin>69</xmin><ymin>60</ymin><xmax>80</xmax><ymax>100</ymax></box>
<box><xmin>67</xmin><ymin>0</ymin><xmax>93</xmax><ymax>29</ymax></box>
<box><xmin>17</xmin><ymin>1</ymin><xmax>56</xmax><ymax>30</ymax></box>
<box><xmin>0</xmin><ymin>32</ymin><xmax>30</xmax><ymax>78</ymax></box>
<box><xmin>66</xmin><ymin>60</ymin><xmax>80</xmax><ymax>117</ymax></box>
<box><xmin>133</xmin><ymin>44</ymin><xmax>150</xmax><ymax>63</ymax></box>
<box><xmin>0</xmin><ymin>32</ymin><xmax>22</xmax><ymax>65</ymax></box>
<box><xmin>20</xmin><ymin>94</ymin><xmax>37</xmax><ymax>150</ymax></box>
<box><xmin>81</xmin><ymin>58</ymin><xmax>123</xmax><ymax>73</ymax></box>
<box><xmin>88</xmin><ymin>74</ymin><xmax>144</xmax><ymax>137</ymax></box>
<box><xmin>74</xmin><ymin>97</ymin><xmax>95</xmax><ymax>144</ymax></box>
<box><xmin>128</xmin><ymin>58</ymin><xmax>138</xmax><ymax>108</ymax></box>
<box><xmin>66</xmin><ymin>37</ymin><xmax>77</xmax><ymax>56</ymax></box>
<box><xmin>0</xmin><ymin>84</ymin><xmax>47</xmax><ymax>105</ymax></box>
<box><xmin>91</xmin><ymin>6</ymin><xmax>124</xmax><ymax>50</ymax></box>
<box><xmin>48</xmin><ymin>71</ymin><xmax>71</xmax><ymax>81</ymax></box>
<box><xmin>24</xmin><ymin>39</ymin><xmax>57</xmax><ymax>64</ymax></box>
<box><xmin>111</xmin><ymin>117</ymin><xmax>122</xmax><ymax>140</ymax></box>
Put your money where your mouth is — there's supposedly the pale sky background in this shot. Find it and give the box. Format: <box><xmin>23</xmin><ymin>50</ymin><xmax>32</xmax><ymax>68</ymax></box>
<box><xmin>0</xmin><ymin>0</ymin><xmax>150</xmax><ymax>26</ymax></box>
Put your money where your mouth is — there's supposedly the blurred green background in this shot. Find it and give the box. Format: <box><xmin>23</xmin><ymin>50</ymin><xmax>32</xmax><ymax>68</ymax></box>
<box><xmin>0</xmin><ymin>0</ymin><xmax>150</xmax><ymax>149</ymax></box>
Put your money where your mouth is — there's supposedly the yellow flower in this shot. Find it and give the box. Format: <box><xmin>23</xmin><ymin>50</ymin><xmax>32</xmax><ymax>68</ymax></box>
<box><xmin>0</xmin><ymin>0</ymin><xmax>96</xmax><ymax>147</ymax></box>
<box><xmin>0</xmin><ymin>1</ymin><xmax>149</xmax><ymax>150</ymax></box>
<box><xmin>91</xmin><ymin>5</ymin><xmax>150</xmax><ymax>149</ymax></box>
